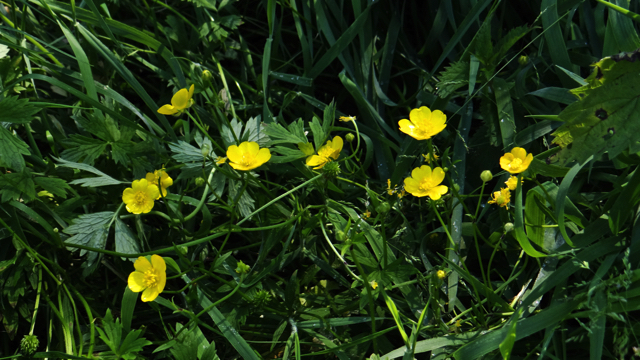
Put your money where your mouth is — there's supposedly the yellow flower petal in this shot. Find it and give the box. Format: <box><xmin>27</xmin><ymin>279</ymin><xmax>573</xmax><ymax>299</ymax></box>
<box><xmin>306</xmin><ymin>155</ymin><xmax>328</xmax><ymax>169</ymax></box>
<box><xmin>399</xmin><ymin>106</ymin><xmax>447</xmax><ymax>140</ymax></box>
<box><xmin>226</xmin><ymin>145</ymin><xmax>242</xmax><ymax>164</ymax></box>
<box><xmin>255</xmin><ymin>148</ymin><xmax>272</xmax><ymax>164</ymax></box>
<box><xmin>227</xmin><ymin>142</ymin><xmax>271</xmax><ymax>171</ymax></box>
<box><xmin>151</xmin><ymin>255</ymin><xmax>166</xmax><ymax>273</ymax></box>
<box><xmin>134</xmin><ymin>256</ymin><xmax>152</xmax><ymax>272</ymax></box>
<box><xmin>128</xmin><ymin>272</ymin><xmax>146</xmax><ymax>292</ymax></box>
<box><xmin>171</xmin><ymin>88</ymin><xmax>190</xmax><ymax>109</ymax></box>
<box><xmin>141</xmin><ymin>286</ymin><xmax>160</xmax><ymax>302</ymax></box>
<box><xmin>157</xmin><ymin>104</ymin><xmax>177</xmax><ymax>115</ymax></box>
<box><xmin>404</xmin><ymin>166</ymin><xmax>448</xmax><ymax>199</ymax></box>
<box><xmin>122</xmin><ymin>188</ymin><xmax>136</xmax><ymax>204</ymax></box>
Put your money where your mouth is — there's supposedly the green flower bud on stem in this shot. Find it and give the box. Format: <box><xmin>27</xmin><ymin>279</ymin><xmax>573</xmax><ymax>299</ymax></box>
<box><xmin>504</xmin><ymin>222</ymin><xmax>514</xmax><ymax>233</ymax></box>
<box><xmin>195</xmin><ymin>177</ymin><xmax>205</xmax><ymax>187</ymax></box>
<box><xmin>201</xmin><ymin>144</ymin><xmax>210</xmax><ymax>158</ymax></box>
<box><xmin>376</xmin><ymin>202</ymin><xmax>391</xmax><ymax>215</ymax></box>
<box><xmin>518</xmin><ymin>55</ymin><xmax>529</xmax><ymax>65</ymax></box>
<box><xmin>345</xmin><ymin>133</ymin><xmax>355</xmax><ymax>143</ymax></box>
<box><xmin>480</xmin><ymin>170</ymin><xmax>493</xmax><ymax>182</ymax></box>
<box><xmin>202</xmin><ymin>69</ymin><xmax>213</xmax><ymax>85</ymax></box>
<box><xmin>21</xmin><ymin>335</ymin><xmax>39</xmax><ymax>355</ymax></box>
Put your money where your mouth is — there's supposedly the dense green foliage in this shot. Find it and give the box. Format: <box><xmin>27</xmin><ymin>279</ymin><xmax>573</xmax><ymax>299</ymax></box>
<box><xmin>2</xmin><ymin>0</ymin><xmax>640</xmax><ymax>359</ymax></box>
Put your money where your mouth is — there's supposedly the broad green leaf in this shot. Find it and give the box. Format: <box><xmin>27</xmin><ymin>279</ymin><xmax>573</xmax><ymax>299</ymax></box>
<box><xmin>61</xmin><ymin>135</ymin><xmax>107</xmax><ymax>165</ymax></box>
<box><xmin>114</xmin><ymin>219</ymin><xmax>140</xmax><ymax>259</ymax></box>
<box><xmin>264</xmin><ymin>121</ymin><xmax>307</xmax><ymax>146</ymax></box>
<box><xmin>0</xmin><ymin>171</ymin><xmax>35</xmax><ymax>203</ymax></box>
<box><xmin>34</xmin><ymin>177</ymin><xmax>71</xmax><ymax>199</ymax></box>
<box><xmin>525</xmin><ymin>190</ymin><xmax>546</xmax><ymax>247</ymax></box>
<box><xmin>0</xmin><ymin>125</ymin><xmax>30</xmax><ymax>171</ymax></box>
<box><xmin>551</xmin><ymin>51</ymin><xmax>640</xmax><ymax>165</ymax></box>
<box><xmin>0</xmin><ymin>96</ymin><xmax>40</xmax><ymax>124</ymax></box>
<box><xmin>64</xmin><ymin>211</ymin><xmax>113</xmax><ymax>257</ymax></box>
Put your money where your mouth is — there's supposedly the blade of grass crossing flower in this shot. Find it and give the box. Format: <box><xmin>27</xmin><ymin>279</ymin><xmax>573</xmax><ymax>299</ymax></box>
<box><xmin>555</xmin><ymin>158</ymin><xmax>592</xmax><ymax>247</ymax></box>
<box><xmin>75</xmin><ymin>24</ymin><xmax>177</xmax><ymax>141</ymax></box>
<box><xmin>429</xmin><ymin>0</ymin><xmax>492</xmax><ymax>75</ymax></box>
<box><xmin>540</xmin><ymin>0</ymin><xmax>579</xmax><ymax>87</ymax></box>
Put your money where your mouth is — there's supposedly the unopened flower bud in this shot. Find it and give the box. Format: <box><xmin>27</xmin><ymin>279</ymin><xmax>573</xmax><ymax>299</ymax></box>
<box><xmin>345</xmin><ymin>133</ymin><xmax>355</xmax><ymax>143</ymax></box>
<box><xmin>504</xmin><ymin>222</ymin><xmax>514</xmax><ymax>233</ymax></box>
<box><xmin>201</xmin><ymin>144</ymin><xmax>210</xmax><ymax>157</ymax></box>
<box><xmin>177</xmin><ymin>245</ymin><xmax>188</xmax><ymax>256</ymax></box>
<box><xmin>335</xmin><ymin>230</ymin><xmax>346</xmax><ymax>242</ymax></box>
<box><xmin>202</xmin><ymin>69</ymin><xmax>213</xmax><ymax>85</ymax></box>
<box><xmin>443</xmin><ymin>167</ymin><xmax>449</xmax><ymax>172</ymax></box>
<box><xmin>195</xmin><ymin>177</ymin><xmax>205</xmax><ymax>187</ymax></box>
<box><xmin>453</xmin><ymin>184</ymin><xmax>460</xmax><ymax>192</ymax></box>
<box><xmin>480</xmin><ymin>170</ymin><xmax>493</xmax><ymax>183</ymax></box>
<box><xmin>235</xmin><ymin>260</ymin><xmax>251</xmax><ymax>274</ymax></box>
<box><xmin>518</xmin><ymin>55</ymin><xmax>529</xmax><ymax>66</ymax></box>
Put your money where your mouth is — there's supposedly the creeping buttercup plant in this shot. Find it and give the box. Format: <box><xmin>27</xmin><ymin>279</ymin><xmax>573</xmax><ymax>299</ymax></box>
<box><xmin>3</xmin><ymin>2</ymin><xmax>640</xmax><ymax>360</ymax></box>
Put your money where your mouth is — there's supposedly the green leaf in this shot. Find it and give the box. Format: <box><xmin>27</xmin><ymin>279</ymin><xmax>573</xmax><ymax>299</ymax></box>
<box><xmin>0</xmin><ymin>171</ymin><xmax>35</xmax><ymax>203</ymax></box>
<box><xmin>525</xmin><ymin>190</ymin><xmax>546</xmax><ymax>247</ymax></box>
<box><xmin>114</xmin><ymin>219</ymin><xmax>140</xmax><ymax>259</ymax></box>
<box><xmin>493</xmin><ymin>25</ymin><xmax>530</xmax><ymax>63</ymax></box>
<box><xmin>61</xmin><ymin>135</ymin><xmax>108</xmax><ymax>165</ymax></box>
<box><xmin>270</xmin><ymin>146</ymin><xmax>307</xmax><ymax>164</ymax></box>
<box><xmin>551</xmin><ymin>50</ymin><xmax>640</xmax><ymax>165</ymax></box>
<box><xmin>263</xmin><ymin>121</ymin><xmax>307</xmax><ymax>145</ymax></box>
<box><xmin>64</xmin><ymin>212</ymin><xmax>113</xmax><ymax>270</ymax></box>
<box><xmin>34</xmin><ymin>177</ymin><xmax>71</xmax><ymax>199</ymax></box>
<box><xmin>54</xmin><ymin>157</ymin><xmax>122</xmax><ymax>187</ymax></box>
<box><xmin>169</xmin><ymin>140</ymin><xmax>205</xmax><ymax>164</ymax></box>
<box><xmin>0</xmin><ymin>125</ymin><xmax>30</xmax><ymax>171</ymax></box>
<box><xmin>435</xmin><ymin>61</ymin><xmax>469</xmax><ymax>98</ymax></box>
<box><xmin>309</xmin><ymin>115</ymin><xmax>326</xmax><ymax>150</ymax></box>
<box><xmin>0</xmin><ymin>96</ymin><xmax>40</xmax><ymax>124</ymax></box>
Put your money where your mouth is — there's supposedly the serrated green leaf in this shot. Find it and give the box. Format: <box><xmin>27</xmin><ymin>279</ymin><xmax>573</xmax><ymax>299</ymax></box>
<box><xmin>0</xmin><ymin>96</ymin><xmax>40</xmax><ymax>124</ymax></box>
<box><xmin>551</xmin><ymin>50</ymin><xmax>640</xmax><ymax>165</ymax></box>
<box><xmin>493</xmin><ymin>25</ymin><xmax>530</xmax><ymax>63</ymax></box>
<box><xmin>114</xmin><ymin>219</ymin><xmax>140</xmax><ymax>259</ymax></box>
<box><xmin>436</xmin><ymin>61</ymin><xmax>469</xmax><ymax>98</ymax></box>
<box><xmin>61</xmin><ymin>135</ymin><xmax>108</xmax><ymax>165</ymax></box>
<box><xmin>54</xmin><ymin>157</ymin><xmax>122</xmax><ymax>187</ymax></box>
<box><xmin>0</xmin><ymin>171</ymin><xmax>35</xmax><ymax>203</ymax></box>
<box><xmin>34</xmin><ymin>177</ymin><xmax>71</xmax><ymax>198</ymax></box>
<box><xmin>221</xmin><ymin>119</ymin><xmax>243</xmax><ymax>147</ymax></box>
<box><xmin>264</xmin><ymin>121</ymin><xmax>307</xmax><ymax>145</ymax></box>
<box><xmin>270</xmin><ymin>146</ymin><xmax>307</xmax><ymax>164</ymax></box>
<box><xmin>241</xmin><ymin>116</ymin><xmax>270</xmax><ymax>146</ymax></box>
<box><xmin>64</xmin><ymin>212</ymin><xmax>113</xmax><ymax>257</ymax></box>
<box><xmin>0</xmin><ymin>125</ymin><xmax>30</xmax><ymax>171</ymax></box>
<box><xmin>228</xmin><ymin>179</ymin><xmax>254</xmax><ymax>219</ymax></box>
<box><xmin>111</xmin><ymin>141</ymin><xmax>134</xmax><ymax>166</ymax></box>
<box><xmin>169</xmin><ymin>140</ymin><xmax>205</xmax><ymax>164</ymax></box>
<box><xmin>309</xmin><ymin>116</ymin><xmax>325</xmax><ymax>150</ymax></box>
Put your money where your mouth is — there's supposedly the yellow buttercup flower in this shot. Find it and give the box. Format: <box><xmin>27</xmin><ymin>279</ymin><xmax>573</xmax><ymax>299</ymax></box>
<box><xmin>437</xmin><ymin>270</ymin><xmax>446</xmax><ymax>280</ymax></box>
<box><xmin>505</xmin><ymin>176</ymin><xmax>522</xmax><ymax>191</ymax></box>
<box><xmin>305</xmin><ymin>136</ymin><xmax>343</xmax><ymax>170</ymax></box>
<box><xmin>339</xmin><ymin>115</ymin><xmax>356</xmax><ymax>122</ymax></box>
<box><xmin>488</xmin><ymin>188</ymin><xmax>511</xmax><ymax>209</ymax></box>
<box><xmin>398</xmin><ymin>106</ymin><xmax>447</xmax><ymax>140</ymax></box>
<box><xmin>128</xmin><ymin>255</ymin><xmax>166</xmax><ymax>302</ymax></box>
<box><xmin>369</xmin><ymin>280</ymin><xmax>378</xmax><ymax>289</ymax></box>
<box><xmin>145</xmin><ymin>169</ymin><xmax>173</xmax><ymax>199</ymax></box>
<box><xmin>226</xmin><ymin>141</ymin><xmax>271</xmax><ymax>171</ymax></box>
<box><xmin>500</xmin><ymin>147</ymin><xmax>533</xmax><ymax>174</ymax></box>
<box><xmin>122</xmin><ymin>179</ymin><xmax>160</xmax><ymax>214</ymax></box>
<box><xmin>157</xmin><ymin>84</ymin><xmax>195</xmax><ymax>115</ymax></box>
<box><xmin>403</xmin><ymin>166</ymin><xmax>448</xmax><ymax>200</ymax></box>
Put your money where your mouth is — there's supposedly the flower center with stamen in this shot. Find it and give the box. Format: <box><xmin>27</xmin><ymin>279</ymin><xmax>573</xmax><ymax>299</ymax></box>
<box><xmin>508</xmin><ymin>158</ymin><xmax>522</xmax><ymax>170</ymax></box>
<box><xmin>144</xmin><ymin>269</ymin><xmax>158</xmax><ymax>288</ymax></box>
<box><xmin>134</xmin><ymin>191</ymin><xmax>147</xmax><ymax>206</ymax></box>
<box><xmin>241</xmin><ymin>153</ymin><xmax>255</xmax><ymax>166</ymax></box>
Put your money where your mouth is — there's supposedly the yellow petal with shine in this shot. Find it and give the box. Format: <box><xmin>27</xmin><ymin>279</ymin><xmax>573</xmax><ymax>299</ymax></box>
<box><xmin>412</xmin><ymin>165</ymin><xmax>431</xmax><ymax>181</ymax></box>
<box><xmin>134</xmin><ymin>256</ymin><xmax>152</xmax><ymax>272</ymax></box>
<box><xmin>141</xmin><ymin>286</ymin><xmax>159</xmax><ymax>302</ymax></box>
<box><xmin>511</xmin><ymin>147</ymin><xmax>527</xmax><ymax>160</ymax></box>
<box><xmin>157</xmin><ymin>104</ymin><xmax>177</xmax><ymax>115</ymax></box>
<box><xmin>128</xmin><ymin>272</ymin><xmax>146</xmax><ymax>292</ymax></box>
<box><xmin>431</xmin><ymin>110</ymin><xmax>447</xmax><ymax>126</ymax></box>
<box><xmin>226</xmin><ymin>145</ymin><xmax>242</xmax><ymax>163</ymax></box>
<box><xmin>151</xmin><ymin>255</ymin><xmax>166</xmax><ymax>273</ymax></box>
<box><xmin>171</xmin><ymin>88</ymin><xmax>190</xmax><ymax>109</ymax></box>
<box><xmin>398</xmin><ymin>119</ymin><xmax>415</xmax><ymax>134</ymax></box>
<box><xmin>122</xmin><ymin>188</ymin><xmax>136</xmax><ymax>204</ymax></box>
<box><xmin>410</xmin><ymin>106</ymin><xmax>432</xmax><ymax>125</ymax></box>
<box><xmin>255</xmin><ymin>148</ymin><xmax>271</xmax><ymax>165</ymax></box>
<box><xmin>430</xmin><ymin>167</ymin><xmax>445</xmax><ymax>185</ymax></box>
<box><xmin>239</xmin><ymin>141</ymin><xmax>260</xmax><ymax>156</ymax></box>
